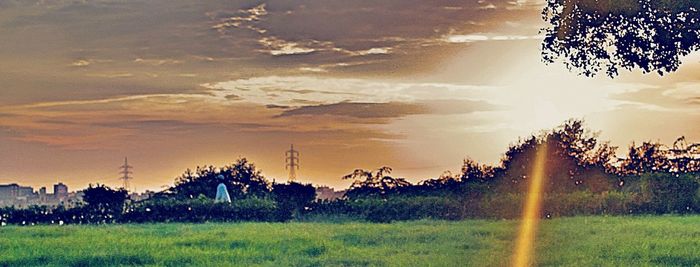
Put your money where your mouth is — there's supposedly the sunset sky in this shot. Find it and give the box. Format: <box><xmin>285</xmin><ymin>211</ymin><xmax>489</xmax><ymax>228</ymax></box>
<box><xmin>1</xmin><ymin>0</ymin><xmax>698</xmax><ymax>192</ymax></box>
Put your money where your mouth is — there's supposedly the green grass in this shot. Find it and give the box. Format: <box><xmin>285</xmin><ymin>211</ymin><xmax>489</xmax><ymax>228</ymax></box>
<box><xmin>0</xmin><ymin>216</ymin><xmax>699</xmax><ymax>266</ymax></box>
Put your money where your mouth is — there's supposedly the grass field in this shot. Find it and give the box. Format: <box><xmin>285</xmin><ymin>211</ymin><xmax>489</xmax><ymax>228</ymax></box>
<box><xmin>1</xmin><ymin>216</ymin><xmax>699</xmax><ymax>266</ymax></box>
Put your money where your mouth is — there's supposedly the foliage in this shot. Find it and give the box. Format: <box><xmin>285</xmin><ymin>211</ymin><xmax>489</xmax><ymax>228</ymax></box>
<box><xmin>542</xmin><ymin>0</ymin><xmax>700</xmax><ymax>77</ymax></box>
<box><xmin>168</xmin><ymin>158</ymin><xmax>271</xmax><ymax>200</ymax></box>
<box><xmin>342</xmin><ymin>167</ymin><xmax>411</xmax><ymax>199</ymax></box>
<box><xmin>639</xmin><ymin>173</ymin><xmax>699</xmax><ymax>213</ymax></box>
<box><xmin>81</xmin><ymin>184</ymin><xmax>129</xmax><ymax>223</ymax></box>
<box><xmin>620</xmin><ymin>141</ymin><xmax>668</xmax><ymax>174</ymax></box>
<box><xmin>272</xmin><ymin>182</ymin><xmax>317</xmax><ymax>220</ymax></box>
<box><xmin>306</xmin><ymin>119</ymin><xmax>698</xmax><ymax>222</ymax></box>
<box><xmin>667</xmin><ymin>136</ymin><xmax>700</xmax><ymax>173</ymax></box>
<box><xmin>121</xmin><ymin>197</ymin><xmax>280</xmax><ymax>223</ymax></box>
<box><xmin>489</xmin><ymin>120</ymin><xmax>620</xmax><ymax>194</ymax></box>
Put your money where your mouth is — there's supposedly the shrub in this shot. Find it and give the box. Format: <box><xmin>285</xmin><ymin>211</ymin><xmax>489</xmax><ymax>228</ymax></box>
<box><xmin>639</xmin><ymin>173</ymin><xmax>699</xmax><ymax>213</ymax></box>
<box><xmin>120</xmin><ymin>197</ymin><xmax>280</xmax><ymax>223</ymax></box>
<box><xmin>272</xmin><ymin>182</ymin><xmax>316</xmax><ymax>220</ymax></box>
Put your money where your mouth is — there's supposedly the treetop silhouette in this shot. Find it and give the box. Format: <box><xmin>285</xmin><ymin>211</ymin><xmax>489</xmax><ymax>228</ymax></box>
<box><xmin>542</xmin><ymin>0</ymin><xmax>700</xmax><ymax>77</ymax></box>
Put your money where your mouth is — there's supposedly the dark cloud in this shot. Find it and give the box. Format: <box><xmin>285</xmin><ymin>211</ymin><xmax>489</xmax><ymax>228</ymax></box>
<box><xmin>266</xmin><ymin>104</ymin><xmax>290</xmax><ymax>109</ymax></box>
<box><xmin>260</xmin><ymin>88</ymin><xmax>360</xmax><ymax>96</ymax></box>
<box><xmin>91</xmin><ymin>119</ymin><xmax>214</xmax><ymax>130</ymax></box>
<box><xmin>277</xmin><ymin>102</ymin><xmax>428</xmax><ymax>118</ymax></box>
<box><xmin>35</xmin><ymin>119</ymin><xmax>79</xmax><ymax>125</ymax></box>
<box><xmin>225</xmin><ymin>94</ymin><xmax>242</xmax><ymax>100</ymax></box>
<box><xmin>290</xmin><ymin>99</ymin><xmax>324</xmax><ymax>105</ymax></box>
<box><xmin>90</xmin><ymin>119</ymin><xmax>271</xmax><ymax>132</ymax></box>
<box><xmin>277</xmin><ymin>99</ymin><xmax>497</xmax><ymax>119</ymax></box>
<box><xmin>689</xmin><ymin>97</ymin><xmax>700</xmax><ymax>105</ymax></box>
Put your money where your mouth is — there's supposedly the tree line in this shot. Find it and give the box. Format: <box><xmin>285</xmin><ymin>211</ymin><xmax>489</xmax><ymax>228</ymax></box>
<box><xmin>1</xmin><ymin>120</ymin><xmax>698</xmax><ymax>225</ymax></box>
<box><xmin>312</xmin><ymin>120</ymin><xmax>699</xmax><ymax>221</ymax></box>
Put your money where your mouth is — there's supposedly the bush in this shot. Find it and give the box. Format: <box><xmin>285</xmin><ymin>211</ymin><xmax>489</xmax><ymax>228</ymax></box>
<box><xmin>301</xmin><ymin>190</ymin><xmax>651</xmax><ymax>221</ymax></box>
<box><xmin>120</xmin><ymin>197</ymin><xmax>281</xmax><ymax>223</ymax></box>
<box><xmin>82</xmin><ymin>184</ymin><xmax>128</xmax><ymax>223</ymax></box>
<box><xmin>639</xmin><ymin>173</ymin><xmax>699</xmax><ymax>214</ymax></box>
<box><xmin>541</xmin><ymin>191</ymin><xmax>642</xmax><ymax>217</ymax></box>
<box><xmin>272</xmin><ymin>182</ymin><xmax>316</xmax><ymax>221</ymax></box>
<box><xmin>475</xmin><ymin>193</ymin><xmax>523</xmax><ymax>219</ymax></box>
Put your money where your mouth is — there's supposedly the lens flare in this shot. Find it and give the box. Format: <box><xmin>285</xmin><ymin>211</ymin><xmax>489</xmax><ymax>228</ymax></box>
<box><xmin>512</xmin><ymin>143</ymin><xmax>548</xmax><ymax>267</ymax></box>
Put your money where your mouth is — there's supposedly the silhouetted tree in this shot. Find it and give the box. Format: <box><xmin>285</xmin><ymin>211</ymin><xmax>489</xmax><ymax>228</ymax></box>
<box><xmin>460</xmin><ymin>158</ymin><xmax>494</xmax><ymax>183</ymax></box>
<box><xmin>169</xmin><ymin>158</ymin><xmax>270</xmax><ymax>200</ymax></box>
<box><xmin>272</xmin><ymin>182</ymin><xmax>316</xmax><ymax>219</ymax></box>
<box><xmin>495</xmin><ymin>120</ymin><xmax>617</xmax><ymax>193</ymax></box>
<box><xmin>667</xmin><ymin>136</ymin><xmax>700</xmax><ymax>173</ymax></box>
<box><xmin>418</xmin><ymin>171</ymin><xmax>463</xmax><ymax>194</ymax></box>
<box><xmin>82</xmin><ymin>184</ymin><xmax>129</xmax><ymax>222</ymax></box>
<box><xmin>542</xmin><ymin>0</ymin><xmax>700</xmax><ymax>77</ymax></box>
<box><xmin>343</xmin><ymin>167</ymin><xmax>411</xmax><ymax>199</ymax></box>
<box><xmin>620</xmin><ymin>141</ymin><xmax>669</xmax><ymax>175</ymax></box>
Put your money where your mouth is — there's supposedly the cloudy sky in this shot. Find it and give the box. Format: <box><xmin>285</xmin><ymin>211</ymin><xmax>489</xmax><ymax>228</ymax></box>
<box><xmin>0</xmin><ymin>0</ymin><xmax>698</xmax><ymax>192</ymax></box>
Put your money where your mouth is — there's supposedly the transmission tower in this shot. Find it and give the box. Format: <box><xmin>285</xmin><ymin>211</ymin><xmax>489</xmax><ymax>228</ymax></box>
<box><xmin>119</xmin><ymin>157</ymin><xmax>133</xmax><ymax>191</ymax></box>
<box><xmin>285</xmin><ymin>144</ymin><xmax>299</xmax><ymax>182</ymax></box>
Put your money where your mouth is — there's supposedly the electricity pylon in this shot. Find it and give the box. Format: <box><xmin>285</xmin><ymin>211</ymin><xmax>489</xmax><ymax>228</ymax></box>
<box><xmin>119</xmin><ymin>157</ymin><xmax>133</xmax><ymax>191</ymax></box>
<box><xmin>285</xmin><ymin>144</ymin><xmax>299</xmax><ymax>182</ymax></box>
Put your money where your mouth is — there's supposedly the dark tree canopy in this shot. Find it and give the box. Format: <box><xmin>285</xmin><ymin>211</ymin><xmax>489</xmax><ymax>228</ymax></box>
<box><xmin>272</xmin><ymin>182</ymin><xmax>316</xmax><ymax>219</ymax></box>
<box><xmin>82</xmin><ymin>184</ymin><xmax>129</xmax><ymax>221</ymax></box>
<box><xmin>542</xmin><ymin>0</ymin><xmax>700</xmax><ymax>77</ymax></box>
<box><xmin>168</xmin><ymin>158</ymin><xmax>270</xmax><ymax>200</ymax></box>
<box><xmin>343</xmin><ymin>167</ymin><xmax>411</xmax><ymax>199</ymax></box>
<box><xmin>83</xmin><ymin>184</ymin><xmax>129</xmax><ymax>211</ymax></box>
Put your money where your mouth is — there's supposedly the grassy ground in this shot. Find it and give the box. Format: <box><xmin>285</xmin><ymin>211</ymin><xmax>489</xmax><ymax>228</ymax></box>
<box><xmin>0</xmin><ymin>216</ymin><xmax>698</xmax><ymax>266</ymax></box>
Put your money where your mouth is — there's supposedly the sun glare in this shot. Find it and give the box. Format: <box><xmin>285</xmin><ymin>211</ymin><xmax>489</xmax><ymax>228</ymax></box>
<box><xmin>512</xmin><ymin>142</ymin><xmax>548</xmax><ymax>267</ymax></box>
<box><xmin>518</xmin><ymin>97</ymin><xmax>564</xmax><ymax>132</ymax></box>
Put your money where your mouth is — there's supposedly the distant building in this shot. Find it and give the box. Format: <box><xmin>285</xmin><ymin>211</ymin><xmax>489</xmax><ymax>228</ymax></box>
<box><xmin>0</xmin><ymin>183</ymin><xmax>37</xmax><ymax>207</ymax></box>
<box><xmin>0</xmin><ymin>182</ymin><xmax>157</xmax><ymax>208</ymax></box>
<box><xmin>0</xmin><ymin>184</ymin><xmax>34</xmax><ymax>199</ymax></box>
<box><xmin>315</xmin><ymin>186</ymin><xmax>346</xmax><ymax>200</ymax></box>
<box><xmin>0</xmin><ymin>182</ymin><xmax>80</xmax><ymax>208</ymax></box>
<box><xmin>39</xmin><ymin>187</ymin><xmax>48</xmax><ymax>202</ymax></box>
<box><xmin>128</xmin><ymin>190</ymin><xmax>155</xmax><ymax>202</ymax></box>
<box><xmin>54</xmin><ymin>183</ymin><xmax>68</xmax><ymax>200</ymax></box>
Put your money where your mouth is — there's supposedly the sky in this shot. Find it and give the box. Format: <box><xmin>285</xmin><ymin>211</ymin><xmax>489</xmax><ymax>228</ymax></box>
<box><xmin>0</xmin><ymin>0</ymin><xmax>698</xmax><ymax>192</ymax></box>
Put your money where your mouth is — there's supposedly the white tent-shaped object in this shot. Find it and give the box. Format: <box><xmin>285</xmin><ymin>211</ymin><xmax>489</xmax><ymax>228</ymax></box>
<box><xmin>215</xmin><ymin>183</ymin><xmax>232</xmax><ymax>203</ymax></box>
